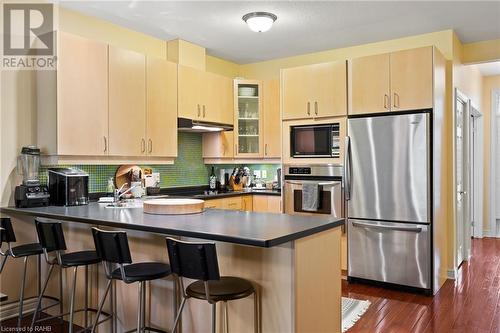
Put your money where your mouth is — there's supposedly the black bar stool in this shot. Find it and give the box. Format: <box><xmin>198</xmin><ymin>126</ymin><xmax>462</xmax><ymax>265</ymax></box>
<box><xmin>91</xmin><ymin>227</ymin><xmax>172</xmax><ymax>333</ymax></box>
<box><xmin>30</xmin><ymin>219</ymin><xmax>110</xmax><ymax>332</ymax></box>
<box><xmin>166</xmin><ymin>238</ymin><xmax>259</xmax><ymax>333</ymax></box>
<box><xmin>0</xmin><ymin>217</ymin><xmax>61</xmax><ymax>328</ymax></box>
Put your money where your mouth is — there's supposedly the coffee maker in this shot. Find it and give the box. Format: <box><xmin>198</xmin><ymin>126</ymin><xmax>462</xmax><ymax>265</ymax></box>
<box><xmin>14</xmin><ymin>146</ymin><xmax>50</xmax><ymax>208</ymax></box>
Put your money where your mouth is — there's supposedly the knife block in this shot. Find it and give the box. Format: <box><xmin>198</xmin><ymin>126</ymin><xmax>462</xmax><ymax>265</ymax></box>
<box><xmin>229</xmin><ymin>176</ymin><xmax>243</xmax><ymax>191</ymax></box>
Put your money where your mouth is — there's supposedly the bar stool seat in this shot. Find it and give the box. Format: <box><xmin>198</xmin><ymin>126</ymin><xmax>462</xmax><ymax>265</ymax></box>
<box><xmin>186</xmin><ymin>277</ymin><xmax>255</xmax><ymax>302</ymax></box>
<box><xmin>111</xmin><ymin>262</ymin><xmax>171</xmax><ymax>282</ymax></box>
<box><xmin>7</xmin><ymin>243</ymin><xmax>43</xmax><ymax>257</ymax></box>
<box><xmin>60</xmin><ymin>250</ymin><xmax>101</xmax><ymax>267</ymax></box>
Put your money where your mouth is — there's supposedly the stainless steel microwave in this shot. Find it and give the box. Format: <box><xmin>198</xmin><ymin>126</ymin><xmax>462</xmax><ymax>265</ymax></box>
<box><xmin>290</xmin><ymin>123</ymin><xmax>340</xmax><ymax>158</ymax></box>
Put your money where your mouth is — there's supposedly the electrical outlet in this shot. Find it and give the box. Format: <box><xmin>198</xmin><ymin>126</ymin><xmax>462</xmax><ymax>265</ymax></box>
<box><xmin>261</xmin><ymin>170</ymin><xmax>267</xmax><ymax>179</ymax></box>
<box><xmin>254</xmin><ymin>170</ymin><xmax>261</xmax><ymax>179</ymax></box>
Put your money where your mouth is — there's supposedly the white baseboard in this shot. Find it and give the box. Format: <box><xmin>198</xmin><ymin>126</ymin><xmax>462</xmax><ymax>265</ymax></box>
<box><xmin>447</xmin><ymin>269</ymin><xmax>456</xmax><ymax>279</ymax></box>
<box><xmin>483</xmin><ymin>229</ymin><xmax>500</xmax><ymax>238</ymax></box>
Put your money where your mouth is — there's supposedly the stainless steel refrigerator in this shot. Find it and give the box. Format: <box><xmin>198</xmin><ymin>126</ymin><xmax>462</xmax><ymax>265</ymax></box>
<box><xmin>345</xmin><ymin>111</ymin><xmax>432</xmax><ymax>291</ymax></box>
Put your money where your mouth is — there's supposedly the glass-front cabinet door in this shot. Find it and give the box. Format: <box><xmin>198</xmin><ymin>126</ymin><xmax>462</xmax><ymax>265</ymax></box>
<box><xmin>234</xmin><ymin>79</ymin><xmax>263</xmax><ymax>157</ymax></box>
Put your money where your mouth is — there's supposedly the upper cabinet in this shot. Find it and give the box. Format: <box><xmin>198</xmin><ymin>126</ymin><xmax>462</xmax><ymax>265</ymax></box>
<box><xmin>178</xmin><ymin>65</ymin><xmax>233</xmax><ymax>124</ymax></box>
<box><xmin>282</xmin><ymin>61</ymin><xmax>347</xmax><ymax>120</ymax></box>
<box><xmin>263</xmin><ymin>79</ymin><xmax>281</xmax><ymax>158</ymax></box>
<box><xmin>108</xmin><ymin>47</ymin><xmax>147</xmax><ymax>156</ymax></box>
<box><xmin>146</xmin><ymin>57</ymin><xmax>178</xmax><ymax>157</ymax></box>
<box><xmin>349</xmin><ymin>46</ymin><xmax>433</xmax><ymax>115</ymax></box>
<box><xmin>55</xmin><ymin>32</ymin><xmax>109</xmax><ymax>156</ymax></box>
<box><xmin>389</xmin><ymin>47</ymin><xmax>433</xmax><ymax>111</ymax></box>
<box><xmin>234</xmin><ymin>79</ymin><xmax>263</xmax><ymax>157</ymax></box>
<box><xmin>350</xmin><ymin>53</ymin><xmax>391</xmax><ymax>115</ymax></box>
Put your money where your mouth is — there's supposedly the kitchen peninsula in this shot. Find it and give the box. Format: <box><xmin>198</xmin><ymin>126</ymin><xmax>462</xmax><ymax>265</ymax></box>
<box><xmin>1</xmin><ymin>204</ymin><xmax>344</xmax><ymax>333</ymax></box>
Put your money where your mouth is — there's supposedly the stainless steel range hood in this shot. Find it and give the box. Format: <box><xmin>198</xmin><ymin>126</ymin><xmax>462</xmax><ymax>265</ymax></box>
<box><xmin>178</xmin><ymin>118</ymin><xmax>233</xmax><ymax>132</ymax></box>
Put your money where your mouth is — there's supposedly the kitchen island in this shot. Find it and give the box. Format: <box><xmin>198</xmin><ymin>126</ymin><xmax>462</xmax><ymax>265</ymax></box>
<box><xmin>1</xmin><ymin>204</ymin><xmax>344</xmax><ymax>333</ymax></box>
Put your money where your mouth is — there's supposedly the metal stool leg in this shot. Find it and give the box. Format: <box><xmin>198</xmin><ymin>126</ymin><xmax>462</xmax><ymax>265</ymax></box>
<box><xmin>111</xmin><ymin>280</ymin><xmax>116</xmax><ymax>333</ymax></box>
<box><xmin>17</xmin><ymin>256</ymin><xmax>28</xmax><ymax>328</ymax></box>
<box><xmin>224</xmin><ymin>301</ymin><xmax>229</xmax><ymax>333</ymax></box>
<box><xmin>68</xmin><ymin>266</ymin><xmax>78</xmax><ymax>333</ymax></box>
<box><xmin>84</xmin><ymin>265</ymin><xmax>89</xmax><ymax>328</ymax></box>
<box><xmin>172</xmin><ymin>296</ymin><xmax>187</xmax><ymax>333</ymax></box>
<box><xmin>253</xmin><ymin>291</ymin><xmax>259</xmax><ymax>333</ymax></box>
<box><xmin>91</xmin><ymin>279</ymin><xmax>111</xmax><ymax>333</ymax></box>
<box><xmin>211</xmin><ymin>303</ymin><xmax>216</xmax><ymax>333</ymax></box>
<box><xmin>30</xmin><ymin>264</ymin><xmax>55</xmax><ymax>329</ymax></box>
<box><xmin>0</xmin><ymin>255</ymin><xmax>7</xmax><ymax>273</ymax></box>
<box><xmin>136</xmin><ymin>281</ymin><xmax>143</xmax><ymax>333</ymax></box>
<box><xmin>59</xmin><ymin>265</ymin><xmax>64</xmax><ymax>324</ymax></box>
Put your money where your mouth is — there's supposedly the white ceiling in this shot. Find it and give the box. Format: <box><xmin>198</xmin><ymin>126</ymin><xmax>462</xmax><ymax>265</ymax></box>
<box><xmin>475</xmin><ymin>61</ymin><xmax>500</xmax><ymax>76</ymax></box>
<box><xmin>59</xmin><ymin>1</ymin><xmax>500</xmax><ymax>64</ymax></box>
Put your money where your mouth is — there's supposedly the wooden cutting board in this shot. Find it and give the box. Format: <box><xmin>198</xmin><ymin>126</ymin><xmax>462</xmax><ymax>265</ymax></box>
<box><xmin>143</xmin><ymin>198</ymin><xmax>205</xmax><ymax>215</ymax></box>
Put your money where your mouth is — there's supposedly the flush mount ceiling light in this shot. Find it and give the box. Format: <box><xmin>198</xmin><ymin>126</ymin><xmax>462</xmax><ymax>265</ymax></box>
<box><xmin>242</xmin><ymin>12</ymin><xmax>277</xmax><ymax>32</ymax></box>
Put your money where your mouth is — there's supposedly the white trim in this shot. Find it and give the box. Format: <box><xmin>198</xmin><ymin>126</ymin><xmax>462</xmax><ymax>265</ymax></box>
<box><xmin>469</xmin><ymin>104</ymin><xmax>484</xmax><ymax>238</ymax></box>
<box><xmin>490</xmin><ymin>89</ymin><xmax>500</xmax><ymax>238</ymax></box>
<box><xmin>447</xmin><ymin>269</ymin><xmax>456</xmax><ymax>280</ymax></box>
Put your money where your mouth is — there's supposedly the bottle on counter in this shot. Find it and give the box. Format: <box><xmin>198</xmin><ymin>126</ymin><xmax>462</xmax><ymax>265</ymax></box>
<box><xmin>106</xmin><ymin>178</ymin><xmax>115</xmax><ymax>197</ymax></box>
<box><xmin>209</xmin><ymin>166</ymin><xmax>217</xmax><ymax>190</ymax></box>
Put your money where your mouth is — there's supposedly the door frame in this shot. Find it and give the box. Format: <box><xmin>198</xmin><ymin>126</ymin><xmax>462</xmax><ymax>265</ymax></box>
<box><xmin>453</xmin><ymin>88</ymin><xmax>472</xmax><ymax>272</ymax></box>
<box><xmin>490</xmin><ymin>88</ymin><xmax>500</xmax><ymax>238</ymax></box>
<box><xmin>469</xmin><ymin>103</ymin><xmax>484</xmax><ymax>239</ymax></box>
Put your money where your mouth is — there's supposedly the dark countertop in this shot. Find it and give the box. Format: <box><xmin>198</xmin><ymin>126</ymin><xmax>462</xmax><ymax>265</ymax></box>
<box><xmin>1</xmin><ymin>204</ymin><xmax>344</xmax><ymax>248</ymax></box>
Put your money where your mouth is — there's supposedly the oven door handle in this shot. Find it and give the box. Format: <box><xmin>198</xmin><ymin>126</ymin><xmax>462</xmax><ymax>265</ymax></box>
<box><xmin>284</xmin><ymin>181</ymin><xmax>340</xmax><ymax>186</ymax></box>
<box><xmin>352</xmin><ymin>221</ymin><xmax>422</xmax><ymax>233</ymax></box>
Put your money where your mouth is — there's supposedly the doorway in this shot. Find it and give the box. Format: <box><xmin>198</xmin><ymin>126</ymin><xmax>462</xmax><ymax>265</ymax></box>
<box><xmin>455</xmin><ymin>89</ymin><xmax>469</xmax><ymax>267</ymax></box>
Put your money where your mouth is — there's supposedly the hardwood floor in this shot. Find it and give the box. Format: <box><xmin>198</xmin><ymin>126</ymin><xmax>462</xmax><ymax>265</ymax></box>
<box><xmin>0</xmin><ymin>312</ymin><xmax>84</xmax><ymax>332</ymax></box>
<box><xmin>343</xmin><ymin>238</ymin><xmax>500</xmax><ymax>333</ymax></box>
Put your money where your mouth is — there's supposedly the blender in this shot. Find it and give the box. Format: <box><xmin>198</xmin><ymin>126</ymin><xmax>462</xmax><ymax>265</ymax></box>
<box><xmin>14</xmin><ymin>146</ymin><xmax>50</xmax><ymax>207</ymax></box>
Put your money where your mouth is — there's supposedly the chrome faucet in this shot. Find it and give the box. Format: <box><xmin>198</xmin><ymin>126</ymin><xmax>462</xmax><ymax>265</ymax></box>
<box><xmin>114</xmin><ymin>184</ymin><xmax>139</xmax><ymax>202</ymax></box>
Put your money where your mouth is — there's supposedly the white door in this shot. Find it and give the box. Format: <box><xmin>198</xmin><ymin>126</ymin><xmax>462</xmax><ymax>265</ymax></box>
<box><xmin>455</xmin><ymin>93</ymin><xmax>467</xmax><ymax>267</ymax></box>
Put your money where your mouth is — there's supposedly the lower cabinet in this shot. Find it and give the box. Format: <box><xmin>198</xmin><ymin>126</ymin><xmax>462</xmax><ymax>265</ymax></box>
<box><xmin>204</xmin><ymin>194</ymin><xmax>281</xmax><ymax>212</ymax></box>
<box><xmin>252</xmin><ymin>195</ymin><xmax>282</xmax><ymax>213</ymax></box>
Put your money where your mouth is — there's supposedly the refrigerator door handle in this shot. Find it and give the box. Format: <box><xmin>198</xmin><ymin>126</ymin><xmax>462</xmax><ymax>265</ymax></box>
<box><xmin>344</xmin><ymin>136</ymin><xmax>352</xmax><ymax>200</ymax></box>
<box><xmin>352</xmin><ymin>221</ymin><xmax>422</xmax><ymax>233</ymax></box>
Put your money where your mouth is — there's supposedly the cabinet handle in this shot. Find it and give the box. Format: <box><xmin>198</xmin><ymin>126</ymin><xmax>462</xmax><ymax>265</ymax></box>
<box><xmin>103</xmin><ymin>136</ymin><xmax>107</xmax><ymax>153</ymax></box>
<box><xmin>384</xmin><ymin>94</ymin><xmax>389</xmax><ymax>109</ymax></box>
<box><xmin>197</xmin><ymin>104</ymin><xmax>201</xmax><ymax>117</ymax></box>
<box><xmin>203</xmin><ymin>105</ymin><xmax>206</xmax><ymax>118</ymax></box>
<box><xmin>265</xmin><ymin>144</ymin><xmax>268</xmax><ymax>156</ymax></box>
<box><xmin>235</xmin><ymin>144</ymin><xmax>238</xmax><ymax>155</ymax></box>
<box><xmin>307</xmin><ymin>102</ymin><xmax>311</xmax><ymax>115</ymax></box>
<box><xmin>148</xmin><ymin>139</ymin><xmax>152</xmax><ymax>153</ymax></box>
<box><xmin>314</xmin><ymin>101</ymin><xmax>318</xmax><ymax>115</ymax></box>
<box><xmin>141</xmin><ymin>139</ymin><xmax>146</xmax><ymax>153</ymax></box>
<box><xmin>393</xmin><ymin>92</ymin><xmax>400</xmax><ymax>108</ymax></box>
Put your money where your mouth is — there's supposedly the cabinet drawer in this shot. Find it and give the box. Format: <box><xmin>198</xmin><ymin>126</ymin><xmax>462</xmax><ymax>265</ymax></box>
<box><xmin>223</xmin><ymin>197</ymin><xmax>243</xmax><ymax>210</ymax></box>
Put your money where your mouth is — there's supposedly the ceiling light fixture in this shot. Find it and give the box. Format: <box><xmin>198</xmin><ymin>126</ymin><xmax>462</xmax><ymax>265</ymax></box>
<box><xmin>242</xmin><ymin>12</ymin><xmax>277</xmax><ymax>32</ymax></box>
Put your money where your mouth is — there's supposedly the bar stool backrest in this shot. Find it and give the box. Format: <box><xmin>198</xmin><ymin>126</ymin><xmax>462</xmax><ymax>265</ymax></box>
<box><xmin>0</xmin><ymin>218</ymin><xmax>16</xmax><ymax>244</ymax></box>
<box><xmin>92</xmin><ymin>227</ymin><xmax>132</xmax><ymax>264</ymax></box>
<box><xmin>166</xmin><ymin>238</ymin><xmax>220</xmax><ymax>281</ymax></box>
<box><xmin>35</xmin><ymin>219</ymin><xmax>67</xmax><ymax>252</ymax></box>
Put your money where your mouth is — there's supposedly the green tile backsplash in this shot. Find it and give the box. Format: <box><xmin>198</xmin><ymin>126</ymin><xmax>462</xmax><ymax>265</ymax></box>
<box><xmin>39</xmin><ymin>132</ymin><xmax>280</xmax><ymax>193</ymax></box>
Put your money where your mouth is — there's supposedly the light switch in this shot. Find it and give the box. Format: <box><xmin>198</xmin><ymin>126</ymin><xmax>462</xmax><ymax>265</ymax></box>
<box><xmin>261</xmin><ymin>170</ymin><xmax>267</xmax><ymax>179</ymax></box>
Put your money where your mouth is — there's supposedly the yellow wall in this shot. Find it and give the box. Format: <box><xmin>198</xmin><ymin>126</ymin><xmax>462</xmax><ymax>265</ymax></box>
<box><xmin>463</xmin><ymin>39</ymin><xmax>500</xmax><ymax>64</ymax></box>
<box><xmin>239</xmin><ymin>30</ymin><xmax>454</xmax><ymax>80</ymax></box>
<box><xmin>482</xmin><ymin>75</ymin><xmax>500</xmax><ymax>235</ymax></box>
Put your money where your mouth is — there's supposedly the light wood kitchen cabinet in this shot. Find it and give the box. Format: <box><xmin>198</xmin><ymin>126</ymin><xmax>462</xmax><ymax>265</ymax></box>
<box><xmin>108</xmin><ymin>46</ymin><xmax>146</xmax><ymax>156</ymax></box>
<box><xmin>234</xmin><ymin>79</ymin><xmax>264</xmax><ymax>157</ymax></box>
<box><xmin>204</xmin><ymin>198</ymin><xmax>225</xmax><ymax>209</ymax></box>
<box><xmin>178</xmin><ymin>65</ymin><xmax>233</xmax><ymax>124</ymax></box>
<box><xmin>350</xmin><ymin>46</ymin><xmax>433</xmax><ymax>115</ymax></box>
<box><xmin>252</xmin><ymin>195</ymin><xmax>282</xmax><ymax>213</ymax></box>
<box><xmin>242</xmin><ymin>195</ymin><xmax>253</xmax><ymax>211</ymax></box>
<box><xmin>178</xmin><ymin>65</ymin><xmax>202</xmax><ymax>119</ymax></box>
<box><xmin>146</xmin><ymin>57</ymin><xmax>178</xmax><ymax>157</ymax></box>
<box><xmin>223</xmin><ymin>197</ymin><xmax>243</xmax><ymax>210</ymax></box>
<box><xmin>390</xmin><ymin>47</ymin><xmax>433</xmax><ymax>111</ymax></box>
<box><xmin>202</xmin><ymin>131</ymin><xmax>234</xmax><ymax>159</ymax></box>
<box><xmin>56</xmin><ymin>32</ymin><xmax>109</xmax><ymax>156</ymax></box>
<box><xmin>263</xmin><ymin>79</ymin><xmax>281</xmax><ymax>158</ymax></box>
<box><xmin>282</xmin><ymin>61</ymin><xmax>347</xmax><ymax>120</ymax></box>
<box><xmin>350</xmin><ymin>53</ymin><xmax>390</xmax><ymax>115</ymax></box>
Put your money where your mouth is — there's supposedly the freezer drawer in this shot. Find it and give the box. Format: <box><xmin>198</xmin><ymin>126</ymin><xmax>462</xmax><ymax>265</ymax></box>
<box><xmin>348</xmin><ymin>219</ymin><xmax>430</xmax><ymax>289</ymax></box>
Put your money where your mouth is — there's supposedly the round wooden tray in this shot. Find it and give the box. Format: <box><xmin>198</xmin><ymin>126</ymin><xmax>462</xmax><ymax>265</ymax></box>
<box><xmin>143</xmin><ymin>198</ymin><xmax>205</xmax><ymax>215</ymax></box>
